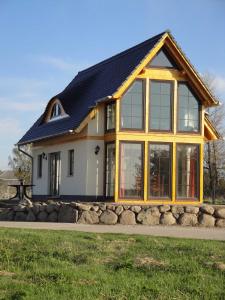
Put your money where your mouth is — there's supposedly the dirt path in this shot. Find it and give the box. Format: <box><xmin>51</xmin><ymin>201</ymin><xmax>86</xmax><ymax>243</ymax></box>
<box><xmin>0</xmin><ymin>221</ymin><xmax>225</xmax><ymax>240</ymax></box>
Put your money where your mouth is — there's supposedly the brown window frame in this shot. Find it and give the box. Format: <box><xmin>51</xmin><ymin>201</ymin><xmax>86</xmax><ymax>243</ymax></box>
<box><xmin>149</xmin><ymin>80</ymin><xmax>174</xmax><ymax>133</ymax></box>
<box><xmin>177</xmin><ymin>82</ymin><xmax>202</xmax><ymax>135</ymax></box>
<box><xmin>119</xmin><ymin>79</ymin><xmax>145</xmax><ymax>132</ymax></box>
<box><xmin>176</xmin><ymin>143</ymin><xmax>200</xmax><ymax>201</ymax></box>
<box><xmin>148</xmin><ymin>142</ymin><xmax>172</xmax><ymax>201</ymax></box>
<box><xmin>118</xmin><ymin>141</ymin><xmax>144</xmax><ymax>200</ymax></box>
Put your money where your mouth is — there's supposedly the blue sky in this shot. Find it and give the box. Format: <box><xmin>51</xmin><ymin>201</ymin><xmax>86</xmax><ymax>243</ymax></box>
<box><xmin>0</xmin><ymin>0</ymin><xmax>225</xmax><ymax>169</ymax></box>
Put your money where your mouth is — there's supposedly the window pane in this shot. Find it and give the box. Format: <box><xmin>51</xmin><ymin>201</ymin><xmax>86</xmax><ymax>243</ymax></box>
<box><xmin>120</xmin><ymin>143</ymin><xmax>143</xmax><ymax>198</ymax></box>
<box><xmin>121</xmin><ymin>80</ymin><xmax>144</xmax><ymax>130</ymax></box>
<box><xmin>37</xmin><ymin>155</ymin><xmax>42</xmax><ymax>178</ymax></box>
<box><xmin>105</xmin><ymin>143</ymin><xmax>115</xmax><ymax>197</ymax></box>
<box><xmin>148</xmin><ymin>49</ymin><xmax>178</xmax><ymax>69</ymax></box>
<box><xmin>178</xmin><ymin>83</ymin><xmax>200</xmax><ymax>132</ymax></box>
<box><xmin>68</xmin><ymin>150</ymin><xmax>74</xmax><ymax>176</ymax></box>
<box><xmin>149</xmin><ymin>144</ymin><xmax>171</xmax><ymax>198</ymax></box>
<box><xmin>106</xmin><ymin>102</ymin><xmax>115</xmax><ymax>131</ymax></box>
<box><xmin>149</xmin><ymin>81</ymin><xmax>172</xmax><ymax>131</ymax></box>
<box><xmin>177</xmin><ymin>144</ymin><xmax>199</xmax><ymax>198</ymax></box>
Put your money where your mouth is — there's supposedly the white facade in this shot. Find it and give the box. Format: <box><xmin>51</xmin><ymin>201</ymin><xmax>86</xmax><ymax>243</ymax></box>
<box><xmin>32</xmin><ymin>105</ymin><xmax>105</xmax><ymax>198</ymax></box>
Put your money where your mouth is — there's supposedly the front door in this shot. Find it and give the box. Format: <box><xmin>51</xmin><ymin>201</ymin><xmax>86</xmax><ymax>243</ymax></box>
<box><xmin>49</xmin><ymin>152</ymin><xmax>61</xmax><ymax>197</ymax></box>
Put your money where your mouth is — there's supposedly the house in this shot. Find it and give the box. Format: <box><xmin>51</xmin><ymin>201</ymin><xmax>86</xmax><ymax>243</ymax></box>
<box><xmin>18</xmin><ymin>31</ymin><xmax>221</xmax><ymax>204</ymax></box>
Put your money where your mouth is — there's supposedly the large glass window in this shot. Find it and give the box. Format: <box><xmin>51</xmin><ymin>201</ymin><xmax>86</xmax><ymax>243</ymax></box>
<box><xmin>106</xmin><ymin>102</ymin><xmax>115</xmax><ymax>131</ymax></box>
<box><xmin>177</xmin><ymin>144</ymin><xmax>199</xmax><ymax>199</ymax></box>
<box><xmin>149</xmin><ymin>81</ymin><xmax>172</xmax><ymax>131</ymax></box>
<box><xmin>119</xmin><ymin>142</ymin><xmax>143</xmax><ymax>198</ymax></box>
<box><xmin>105</xmin><ymin>143</ymin><xmax>115</xmax><ymax>197</ymax></box>
<box><xmin>120</xmin><ymin>80</ymin><xmax>144</xmax><ymax>130</ymax></box>
<box><xmin>178</xmin><ymin>83</ymin><xmax>200</xmax><ymax>132</ymax></box>
<box><xmin>149</xmin><ymin>143</ymin><xmax>171</xmax><ymax>198</ymax></box>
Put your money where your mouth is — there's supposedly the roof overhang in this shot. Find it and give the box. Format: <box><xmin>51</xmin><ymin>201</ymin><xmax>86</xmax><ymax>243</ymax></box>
<box><xmin>204</xmin><ymin>115</ymin><xmax>222</xmax><ymax>141</ymax></box>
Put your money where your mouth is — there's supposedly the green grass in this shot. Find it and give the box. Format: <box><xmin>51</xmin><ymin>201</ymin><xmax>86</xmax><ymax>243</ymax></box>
<box><xmin>0</xmin><ymin>229</ymin><xmax>225</xmax><ymax>300</ymax></box>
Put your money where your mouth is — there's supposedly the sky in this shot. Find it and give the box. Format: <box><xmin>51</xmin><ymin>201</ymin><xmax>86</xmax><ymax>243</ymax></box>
<box><xmin>0</xmin><ymin>0</ymin><xmax>225</xmax><ymax>169</ymax></box>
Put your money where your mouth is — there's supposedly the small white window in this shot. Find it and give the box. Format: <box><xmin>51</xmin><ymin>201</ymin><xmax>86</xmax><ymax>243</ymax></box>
<box><xmin>51</xmin><ymin>103</ymin><xmax>62</xmax><ymax>119</ymax></box>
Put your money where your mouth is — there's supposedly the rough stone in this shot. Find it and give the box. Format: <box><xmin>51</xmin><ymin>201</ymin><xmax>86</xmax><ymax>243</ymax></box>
<box><xmin>137</xmin><ymin>210</ymin><xmax>160</xmax><ymax>225</ymax></box>
<box><xmin>178</xmin><ymin>213</ymin><xmax>198</xmax><ymax>226</ymax></box>
<box><xmin>75</xmin><ymin>203</ymin><xmax>92</xmax><ymax>211</ymax></box>
<box><xmin>0</xmin><ymin>210</ymin><xmax>14</xmax><ymax>221</ymax></box>
<box><xmin>171</xmin><ymin>206</ymin><xmax>184</xmax><ymax>215</ymax></box>
<box><xmin>100</xmin><ymin>210</ymin><xmax>118</xmax><ymax>225</ymax></box>
<box><xmin>200</xmin><ymin>205</ymin><xmax>214</xmax><ymax>215</ymax></box>
<box><xmin>47</xmin><ymin>211</ymin><xmax>58</xmax><ymax>222</ymax></box>
<box><xmin>46</xmin><ymin>204</ymin><xmax>57</xmax><ymax>214</ymax></box>
<box><xmin>19</xmin><ymin>198</ymin><xmax>33</xmax><ymax>207</ymax></box>
<box><xmin>119</xmin><ymin>210</ymin><xmax>136</xmax><ymax>225</ymax></box>
<box><xmin>214</xmin><ymin>208</ymin><xmax>225</xmax><ymax>219</ymax></box>
<box><xmin>147</xmin><ymin>206</ymin><xmax>160</xmax><ymax>217</ymax></box>
<box><xmin>185</xmin><ymin>206</ymin><xmax>199</xmax><ymax>214</ymax></box>
<box><xmin>99</xmin><ymin>203</ymin><xmax>106</xmax><ymax>211</ymax></box>
<box><xmin>131</xmin><ymin>206</ymin><xmax>142</xmax><ymax>214</ymax></box>
<box><xmin>159</xmin><ymin>205</ymin><xmax>171</xmax><ymax>213</ymax></box>
<box><xmin>91</xmin><ymin>205</ymin><xmax>99</xmax><ymax>212</ymax></box>
<box><xmin>78</xmin><ymin>211</ymin><xmax>99</xmax><ymax>224</ymax></box>
<box><xmin>96</xmin><ymin>209</ymin><xmax>102</xmax><ymax>216</ymax></box>
<box><xmin>39</xmin><ymin>203</ymin><xmax>48</xmax><ymax>212</ymax></box>
<box><xmin>216</xmin><ymin>219</ymin><xmax>225</xmax><ymax>227</ymax></box>
<box><xmin>160</xmin><ymin>212</ymin><xmax>176</xmax><ymax>225</ymax></box>
<box><xmin>13</xmin><ymin>205</ymin><xmax>26</xmax><ymax>212</ymax></box>
<box><xmin>26</xmin><ymin>210</ymin><xmax>36</xmax><ymax>221</ymax></box>
<box><xmin>106</xmin><ymin>204</ymin><xmax>116</xmax><ymax>211</ymax></box>
<box><xmin>37</xmin><ymin>211</ymin><xmax>48</xmax><ymax>222</ymax></box>
<box><xmin>14</xmin><ymin>212</ymin><xmax>27</xmax><ymax>221</ymax></box>
<box><xmin>115</xmin><ymin>205</ymin><xmax>124</xmax><ymax>215</ymax></box>
<box><xmin>58</xmin><ymin>205</ymin><xmax>78</xmax><ymax>223</ymax></box>
<box><xmin>31</xmin><ymin>204</ymin><xmax>41</xmax><ymax>215</ymax></box>
<box><xmin>123</xmin><ymin>205</ymin><xmax>131</xmax><ymax>210</ymax></box>
<box><xmin>198</xmin><ymin>213</ymin><xmax>215</xmax><ymax>227</ymax></box>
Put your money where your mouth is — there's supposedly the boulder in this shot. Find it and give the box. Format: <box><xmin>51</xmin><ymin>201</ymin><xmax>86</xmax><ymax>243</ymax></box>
<box><xmin>137</xmin><ymin>210</ymin><xmax>160</xmax><ymax>225</ymax></box>
<box><xmin>160</xmin><ymin>212</ymin><xmax>176</xmax><ymax>225</ymax></box>
<box><xmin>99</xmin><ymin>203</ymin><xmax>107</xmax><ymax>211</ymax></box>
<box><xmin>115</xmin><ymin>205</ymin><xmax>124</xmax><ymax>215</ymax></box>
<box><xmin>198</xmin><ymin>213</ymin><xmax>215</xmax><ymax>227</ymax></box>
<box><xmin>26</xmin><ymin>210</ymin><xmax>36</xmax><ymax>221</ymax></box>
<box><xmin>19</xmin><ymin>198</ymin><xmax>33</xmax><ymax>207</ymax></box>
<box><xmin>37</xmin><ymin>211</ymin><xmax>48</xmax><ymax>222</ymax></box>
<box><xmin>147</xmin><ymin>206</ymin><xmax>160</xmax><ymax>217</ymax></box>
<box><xmin>31</xmin><ymin>204</ymin><xmax>42</xmax><ymax>215</ymax></box>
<box><xmin>200</xmin><ymin>205</ymin><xmax>214</xmax><ymax>215</ymax></box>
<box><xmin>216</xmin><ymin>219</ymin><xmax>225</xmax><ymax>227</ymax></box>
<box><xmin>14</xmin><ymin>212</ymin><xmax>27</xmax><ymax>221</ymax></box>
<box><xmin>171</xmin><ymin>206</ymin><xmax>184</xmax><ymax>215</ymax></box>
<box><xmin>75</xmin><ymin>203</ymin><xmax>92</xmax><ymax>211</ymax></box>
<box><xmin>46</xmin><ymin>204</ymin><xmax>57</xmax><ymax>214</ymax></box>
<box><xmin>119</xmin><ymin>210</ymin><xmax>136</xmax><ymax>225</ymax></box>
<box><xmin>100</xmin><ymin>210</ymin><xmax>118</xmax><ymax>225</ymax></box>
<box><xmin>131</xmin><ymin>206</ymin><xmax>142</xmax><ymax>214</ymax></box>
<box><xmin>123</xmin><ymin>205</ymin><xmax>131</xmax><ymax>210</ymax></box>
<box><xmin>0</xmin><ymin>210</ymin><xmax>14</xmax><ymax>221</ymax></box>
<box><xmin>40</xmin><ymin>203</ymin><xmax>48</xmax><ymax>212</ymax></box>
<box><xmin>78</xmin><ymin>211</ymin><xmax>99</xmax><ymax>224</ymax></box>
<box><xmin>178</xmin><ymin>213</ymin><xmax>198</xmax><ymax>226</ymax></box>
<box><xmin>185</xmin><ymin>206</ymin><xmax>199</xmax><ymax>214</ymax></box>
<box><xmin>47</xmin><ymin>211</ymin><xmax>58</xmax><ymax>222</ymax></box>
<box><xmin>91</xmin><ymin>205</ymin><xmax>99</xmax><ymax>212</ymax></box>
<box><xmin>159</xmin><ymin>205</ymin><xmax>171</xmax><ymax>213</ymax></box>
<box><xmin>58</xmin><ymin>205</ymin><xmax>78</xmax><ymax>223</ymax></box>
<box><xmin>13</xmin><ymin>205</ymin><xmax>27</xmax><ymax>212</ymax></box>
<box><xmin>214</xmin><ymin>208</ymin><xmax>225</xmax><ymax>219</ymax></box>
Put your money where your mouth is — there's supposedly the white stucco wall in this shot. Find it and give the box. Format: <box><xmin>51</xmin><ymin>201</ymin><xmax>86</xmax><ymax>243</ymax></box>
<box><xmin>32</xmin><ymin>139</ymin><xmax>105</xmax><ymax>197</ymax></box>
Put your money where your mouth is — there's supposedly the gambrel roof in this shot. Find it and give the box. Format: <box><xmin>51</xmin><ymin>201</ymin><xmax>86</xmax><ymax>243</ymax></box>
<box><xmin>18</xmin><ymin>31</ymin><xmax>219</xmax><ymax>145</ymax></box>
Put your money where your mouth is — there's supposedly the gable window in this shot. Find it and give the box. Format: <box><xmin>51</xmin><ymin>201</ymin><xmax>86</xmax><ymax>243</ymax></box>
<box><xmin>149</xmin><ymin>80</ymin><xmax>173</xmax><ymax>131</ymax></box>
<box><xmin>37</xmin><ymin>154</ymin><xmax>42</xmax><ymax>178</ymax></box>
<box><xmin>51</xmin><ymin>103</ymin><xmax>62</xmax><ymax>119</ymax></box>
<box><xmin>148</xmin><ymin>48</ymin><xmax>178</xmax><ymax>69</ymax></box>
<box><xmin>178</xmin><ymin>83</ymin><xmax>201</xmax><ymax>133</ymax></box>
<box><xmin>148</xmin><ymin>143</ymin><xmax>171</xmax><ymax>199</ymax></box>
<box><xmin>120</xmin><ymin>80</ymin><xmax>144</xmax><ymax>130</ymax></box>
<box><xmin>105</xmin><ymin>102</ymin><xmax>115</xmax><ymax>132</ymax></box>
<box><xmin>68</xmin><ymin>149</ymin><xmax>74</xmax><ymax>176</ymax></box>
<box><xmin>177</xmin><ymin>144</ymin><xmax>199</xmax><ymax>199</ymax></box>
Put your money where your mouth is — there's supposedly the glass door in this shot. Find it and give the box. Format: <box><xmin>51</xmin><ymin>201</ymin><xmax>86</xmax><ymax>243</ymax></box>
<box><xmin>49</xmin><ymin>152</ymin><xmax>61</xmax><ymax>196</ymax></box>
<box><xmin>105</xmin><ymin>143</ymin><xmax>115</xmax><ymax>197</ymax></box>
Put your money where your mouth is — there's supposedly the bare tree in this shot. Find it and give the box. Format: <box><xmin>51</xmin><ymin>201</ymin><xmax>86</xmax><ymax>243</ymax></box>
<box><xmin>8</xmin><ymin>145</ymin><xmax>32</xmax><ymax>184</ymax></box>
<box><xmin>202</xmin><ymin>73</ymin><xmax>225</xmax><ymax>203</ymax></box>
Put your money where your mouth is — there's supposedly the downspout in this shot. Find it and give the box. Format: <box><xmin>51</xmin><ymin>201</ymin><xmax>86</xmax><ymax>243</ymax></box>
<box><xmin>18</xmin><ymin>144</ymin><xmax>34</xmax><ymax>195</ymax></box>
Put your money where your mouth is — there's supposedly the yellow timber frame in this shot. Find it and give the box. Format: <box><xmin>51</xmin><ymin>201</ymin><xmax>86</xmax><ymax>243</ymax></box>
<box><xmin>110</xmin><ymin>68</ymin><xmax>205</xmax><ymax>205</ymax></box>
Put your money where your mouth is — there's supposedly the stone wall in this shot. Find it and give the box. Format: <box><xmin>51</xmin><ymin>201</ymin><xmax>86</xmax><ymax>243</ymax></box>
<box><xmin>0</xmin><ymin>201</ymin><xmax>225</xmax><ymax>227</ymax></box>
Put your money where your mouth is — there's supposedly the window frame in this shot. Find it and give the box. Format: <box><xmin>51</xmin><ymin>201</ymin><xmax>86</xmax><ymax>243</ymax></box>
<box><xmin>104</xmin><ymin>141</ymin><xmax>115</xmax><ymax>199</ymax></box>
<box><xmin>68</xmin><ymin>149</ymin><xmax>74</xmax><ymax>177</ymax></box>
<box><xmin>176</xmin><ymin>143</ymin><xmax>200</xmax><ymax>201</ymax></box>
<box><xmin>177</xmin><ymin>82</ymin><xmax>202</xmax><ymax>135</ymax></box>
<box><xmin>118</xmin><ymin>141</ymin><xmax>144</xmax><ymax>200</ymax></box>
<box><xmin>37</xmin><ymin>154</ymin><xmax>43</xmax><ymax>178</ymax></box>
<box><xmin>105</xmin><ymin>101</ymin><xmax>116</xmax><ymax>133</ymax></box>
<box><xmin>119</xmin><ymin>79</ymin><xmax>145</xmax><ymax>132</ymax></box>
<box><xmin>149</xmin><ymin>80</ymin><xmax>174</xmax><ymax>133</ymax></box>
<box><xmin>148</xmin><ymin>142</ymin><xmax>172</xmax><ymax>200</ymax></box>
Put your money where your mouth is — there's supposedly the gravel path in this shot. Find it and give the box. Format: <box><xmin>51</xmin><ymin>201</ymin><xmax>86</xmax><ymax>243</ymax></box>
<box><xmin>0</xmin><ymin>221</ymin><xmax>225</xmax><ymax>240</ymax></box>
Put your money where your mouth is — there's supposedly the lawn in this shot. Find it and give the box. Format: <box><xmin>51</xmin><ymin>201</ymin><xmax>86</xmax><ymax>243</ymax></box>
<box><xmin>0</xmin><ymin>229</ymin><xmax>224</xmax><ymax>300</ymax></box>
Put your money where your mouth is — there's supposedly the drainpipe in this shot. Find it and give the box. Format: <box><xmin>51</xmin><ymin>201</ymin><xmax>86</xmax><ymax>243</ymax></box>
<box><xmin>18</xmin><ymin>144</ymin><xmax>34</xmax><ymax>195</ymax></box>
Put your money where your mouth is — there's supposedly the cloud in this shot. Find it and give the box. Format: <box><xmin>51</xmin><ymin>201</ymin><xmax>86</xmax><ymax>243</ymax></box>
<box><xmin>0</xmin><ymin>97</ymin><xmax>46</xmax><ymax>112</ymax></box>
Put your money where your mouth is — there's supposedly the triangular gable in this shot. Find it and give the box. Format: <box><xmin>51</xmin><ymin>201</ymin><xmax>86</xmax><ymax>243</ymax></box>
<box><xmin>147</xmin><ymin>47</ymin><xmax>179</xmax><ymax>69</ymax></box>
<box><xmin>113</xmin><ymin>32</ymin><xmax>219</xmax><ymax>108</ymax></box>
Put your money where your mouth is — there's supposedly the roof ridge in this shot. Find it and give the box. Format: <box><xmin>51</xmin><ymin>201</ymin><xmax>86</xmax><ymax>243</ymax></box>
<box><xmin>77</xmin><ymin>31</ymin><xmax>167</xmax><ymax>76</ymax></box>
